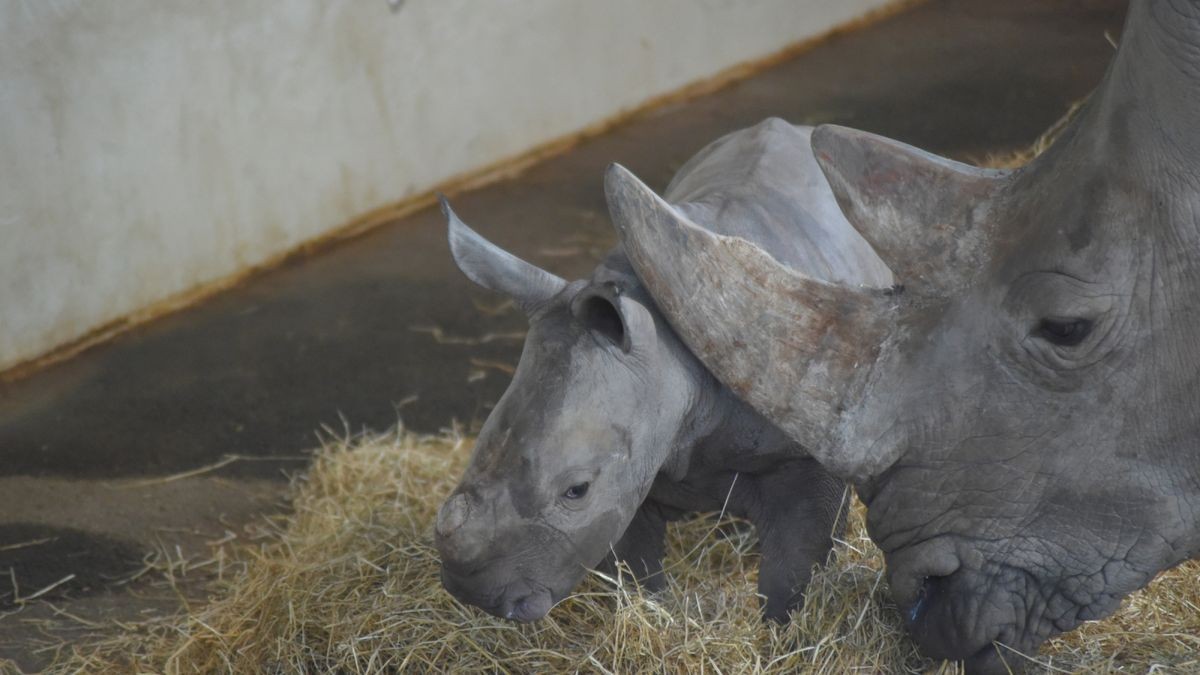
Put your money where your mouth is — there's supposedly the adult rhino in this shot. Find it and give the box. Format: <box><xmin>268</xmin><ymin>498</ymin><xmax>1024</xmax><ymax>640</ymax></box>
<box><xmin>608</xmin><ymin>0</ymin><xmax>1200</xmax><ymax>671</ymax></box>
<box><xmin>434</xmin><ymin>119</ymin><xmax>892</xmax><ymax>623</ymax></box>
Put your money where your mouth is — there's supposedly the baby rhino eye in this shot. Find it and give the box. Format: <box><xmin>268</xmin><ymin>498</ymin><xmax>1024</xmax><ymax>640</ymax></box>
<box><xmin>563</xmin><ymin>483</ymin><xmax>590</xmax><ymax>500</ymax></box>
<box><xmin>1035</xmin><ymin>317</ymin><xmax>1093</xmax><ymax>347</ymax></box>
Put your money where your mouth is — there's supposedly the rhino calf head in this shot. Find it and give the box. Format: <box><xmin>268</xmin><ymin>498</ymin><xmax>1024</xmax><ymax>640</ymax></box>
<box><xmin>433</xmin><ymin>202</ymin><xmax>713</xmax><ymax>622</ymax></box>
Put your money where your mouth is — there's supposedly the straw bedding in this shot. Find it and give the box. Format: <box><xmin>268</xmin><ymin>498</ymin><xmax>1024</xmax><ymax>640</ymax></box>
<box><xmin>48</xmin><ymin>429</ymin><xmax>1200</xmax><ymax>674</ymax></box>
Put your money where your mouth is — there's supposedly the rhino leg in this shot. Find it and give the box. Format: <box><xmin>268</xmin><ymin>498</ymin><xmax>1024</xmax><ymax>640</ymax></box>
<box><xmin>747</xmin><ymin>459</ymin><xmax>848</xmax><ymax>622</ymax></box>
<box><xmin>598</xmin><ymin>500</ymin><xmax>678</xmax><ymax>593</ymax></box>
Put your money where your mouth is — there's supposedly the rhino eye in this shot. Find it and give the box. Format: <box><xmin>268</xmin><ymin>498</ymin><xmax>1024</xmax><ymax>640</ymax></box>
<box><xmin>563</xmin><ymin>482</ymin><xmax>590</xmax><ymax>500</ymax></box>
<box><xmin>1035</xmin><ymin>317</ymin><xmax>1093</xmax><ymax>347</ymax></box>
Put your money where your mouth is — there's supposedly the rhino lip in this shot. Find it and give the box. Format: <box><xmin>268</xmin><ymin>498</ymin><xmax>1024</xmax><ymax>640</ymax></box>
<box><xmin>962</xmin><ymin>643</ymin><xmax>1012</xmax><ymax>675</ymax></box>
<box><xmin>503</xmin><ymin>590</ymin><xmax>555</xmax><ymax>623</ymax></box>
<box><xmin>441</xmin><ymin>567</ymin><xmax>559</xmax><ymax>623</ymax></box>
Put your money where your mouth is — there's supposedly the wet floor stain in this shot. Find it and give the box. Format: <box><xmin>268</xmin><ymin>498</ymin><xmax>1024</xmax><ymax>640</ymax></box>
<box><xmin>0</xmin><ymin>524</ymin><xmax>142</xmax><ymax>607</ymax></box>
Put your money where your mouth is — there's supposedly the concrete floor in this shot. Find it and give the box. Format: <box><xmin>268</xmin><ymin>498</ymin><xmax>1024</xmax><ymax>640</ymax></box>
<box><xmin>0</xmin><ymin>0</ymin><xmax>1125</xmax><ymax>667</ymax></box>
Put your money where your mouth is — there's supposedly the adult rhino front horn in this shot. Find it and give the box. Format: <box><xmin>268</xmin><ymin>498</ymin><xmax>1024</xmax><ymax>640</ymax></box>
<box><xmin>609</xmin><ymin>0</ymin><xmax>1200</xmax><ymax>671</ymax></box>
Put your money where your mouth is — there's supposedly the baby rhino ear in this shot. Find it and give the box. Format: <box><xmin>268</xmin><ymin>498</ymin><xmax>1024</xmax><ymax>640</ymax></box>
<box><xmin>811</xmin><ymin>125</ymin><xmax>1008</xmax><ymax>294</ymax></box>
<box><xmin>442</xmin><ymin>197</ymin><xmax>567</xmax><ymax>314</ymax></box>
<box><xmin>569</xmin><ymin>283</ymin><xmax>656</xmax><ymax>354</ymax></box>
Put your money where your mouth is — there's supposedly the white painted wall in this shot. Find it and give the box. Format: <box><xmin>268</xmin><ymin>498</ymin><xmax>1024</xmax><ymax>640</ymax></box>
<box><xmin>0</xmin><ymin>0</ymin><xmax>892</xmax><ymax>371</ymax></box>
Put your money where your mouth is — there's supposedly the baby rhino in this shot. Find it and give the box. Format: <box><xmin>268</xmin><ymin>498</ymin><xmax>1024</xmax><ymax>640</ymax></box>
<box><xmin>434</xmin><ymin>118</ymin><xmax>891</xmax><ymax>623</ymax></box>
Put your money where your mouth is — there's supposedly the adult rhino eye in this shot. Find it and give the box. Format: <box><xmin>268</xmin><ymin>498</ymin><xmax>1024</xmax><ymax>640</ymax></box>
<box><xmin>1035</xmin><ymin>317</ymin><xmax>1093</xmax><ymax>347</ymax></box>
<box><xmin>563</xmin><ymin>482</ymin><xmax>590</xmax><ymax>500</ymax></box>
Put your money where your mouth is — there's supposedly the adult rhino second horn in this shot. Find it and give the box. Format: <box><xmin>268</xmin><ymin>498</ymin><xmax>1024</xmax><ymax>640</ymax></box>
<box><xmin>810</xmin><ymin>125</ymin><xmax>1008</xmax><ymax>295</ymax></box>
<box><xmin>604</xmin><ymin>162</ymin><xmax>894</xmax><ymax>473</ymax></box>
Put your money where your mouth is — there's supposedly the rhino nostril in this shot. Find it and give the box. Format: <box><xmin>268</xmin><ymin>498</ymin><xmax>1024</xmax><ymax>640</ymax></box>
<box><xmin>436</xmin><ymin>492</ymin><xmax>471</xmax><ymax>537</ymax></box>
<box><xmin>907</xmin><ymin>574</ymin><xmax>949</xmax><ymax>625</ymax></box>
<box><xmin>909</xmin><ymin>577</ymin><xmax>932</xmax><ymax>623</ymax></box>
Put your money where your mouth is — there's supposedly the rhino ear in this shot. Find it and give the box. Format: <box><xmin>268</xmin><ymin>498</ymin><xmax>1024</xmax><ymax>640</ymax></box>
<box><xmin>442</xmin><ymin>197</ymin><xmax>567</xmax><ymax>314</ymax></box>
<box><xmin>569</xmin><ymin>283</ymin><xmax>654</xmax><ymax>354</ymax></box>
<box><xmin>811</xmin><ymin>125</ymin><xmax>1008</xmax><ymax>293</ymax></box>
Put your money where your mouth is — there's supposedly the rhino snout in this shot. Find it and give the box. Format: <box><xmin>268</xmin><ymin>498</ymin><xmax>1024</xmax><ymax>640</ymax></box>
<box><xmin>436</xmin><ymin>492</ymin><xmax>471</xmax><ymax>537</ymax></box>
<box><xmin>435</xmin><ymin>490</ymin><xmax>494</xmax><ymax>576</ymax></box>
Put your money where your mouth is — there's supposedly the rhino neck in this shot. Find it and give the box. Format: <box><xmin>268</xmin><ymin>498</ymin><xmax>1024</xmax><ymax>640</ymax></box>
<box><xmin>595</xmin><ymin>253</ymin><xmax>795</xmax><ymax>479</ymax></box>
<box><xmin>1128</xmin><ymin>0</ymin><xmax>1200</xmax><ymax>145</ymax></box>
<box><xmin>1078</xmin><ymin>0</ymin><xmax>1200</xmax><ymax>177</ymax></box>
<box><xmin>662</xmin><ymin>377</ymin><xmax>805</xmax><ymax>482</ymax></box>
<box><xmin>591</xmin><ymin>252</ymin><xmax>723</xmax><ymax>479</ymax></box>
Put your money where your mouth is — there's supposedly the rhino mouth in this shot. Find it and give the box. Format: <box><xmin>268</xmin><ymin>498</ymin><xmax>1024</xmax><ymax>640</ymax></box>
<box><xmin>501</xmin><ymin>588</ymin><xmax>557</xmax><ymax>622</ymax></box>
<box><xmin>440</xmin><ymin>566</ymin><xmax>562</xmax><ymax>623</ymax></box>
<box><xmin>900</xmin><ymin>571</ymin><xmax>1010</xmax><ymax>668</ymax></box>
<box><xmin>878</xmin><ymin>533</ymin><xmax>1025</xmax><ymax>671</ymax></box>
<box><xmin>889</xmin><ymin>540</ymin><xmax>1111</xmax><ymax>674</ymax></box>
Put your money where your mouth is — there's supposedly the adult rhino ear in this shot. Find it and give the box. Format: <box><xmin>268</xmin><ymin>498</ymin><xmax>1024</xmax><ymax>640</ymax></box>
<box><xmin>811</xmin><ymin>125</ymin><xmax>1008</xmax><ymax>294</ymax></box>
<box><xmin>442</xmin><ymin>197</ymin><xmax>567</xmax><ymax>315</ymax></box>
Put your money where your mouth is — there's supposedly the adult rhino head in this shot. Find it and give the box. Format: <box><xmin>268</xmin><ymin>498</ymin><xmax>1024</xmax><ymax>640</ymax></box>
<box><xmin>609</xmin><ymin>1</ymin><xmax>1200</xmax><ymax>670</ymax></box>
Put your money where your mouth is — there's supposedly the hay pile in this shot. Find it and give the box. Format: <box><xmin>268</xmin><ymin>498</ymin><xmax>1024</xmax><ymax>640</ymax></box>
<box><xmin>50</xmin><ymin>430</ymin><xmax>1200</xmax><ymax>674</ymax></box>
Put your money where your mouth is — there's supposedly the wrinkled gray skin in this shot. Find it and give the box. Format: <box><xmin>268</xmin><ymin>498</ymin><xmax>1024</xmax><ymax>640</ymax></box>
<box><xmin>609</xmin><ymin>1</ymin><xmax>1200</xmax><ymax>672</ymax></box>
<box><xmin>434</xmin><ymin>120</ymin><xmax>892</xmax><ymax>624</ymax></box>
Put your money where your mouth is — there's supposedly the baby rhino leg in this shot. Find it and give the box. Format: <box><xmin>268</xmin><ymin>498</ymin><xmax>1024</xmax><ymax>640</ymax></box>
<box><xmin>597</xmin><ymin>500</ymin><xmax>674</xmax><ymax>592</ymax></box>
<box><xmin>749</xmin><ymin>459</ymin><xmax>848</xmax><ymax>622</ymax></box>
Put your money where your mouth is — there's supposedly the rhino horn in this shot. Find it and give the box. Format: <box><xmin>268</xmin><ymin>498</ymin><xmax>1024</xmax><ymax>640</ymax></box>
<box><xmin>605</xmin><ymin>163</ymin><xmax>894</xmax><ymax>466</ymax></box>
<box><xmin>811</xmin><ymin>125</ymin><xmax>1008</xmax><ymax>295</ymax></box>
<box><xmin>442</xmin><ymin>197</ymin><xmax>567</xmax><ymax>314</ymax></box>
